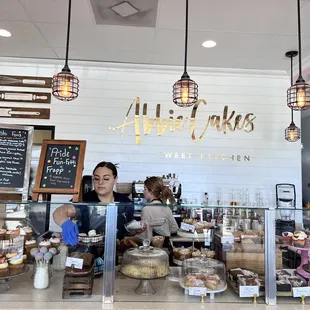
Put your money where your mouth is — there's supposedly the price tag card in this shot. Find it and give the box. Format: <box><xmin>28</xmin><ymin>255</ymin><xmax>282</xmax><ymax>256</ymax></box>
<box><xmin>181</xmin><ymin>222</ymin><xmax>195</xmax><ymax>233</ymax></box>
<box><xmin>188</xmin><ymin>287</ymin><xmax>207</xmax><ymax>296</ymax></box>
<box><xmin>239</xmin><ymin>285</ymin><xmax>259</xmax><ymax>298</ymax></box>
<box><xmin>65</xmin><ymin>257</ymin><xmax>84</xmax><ymax>269</ymax></box>
<box><xmin>293</xmin><ymin>287</ymin><xmax>310</xmax><ymax>297</ymax></box>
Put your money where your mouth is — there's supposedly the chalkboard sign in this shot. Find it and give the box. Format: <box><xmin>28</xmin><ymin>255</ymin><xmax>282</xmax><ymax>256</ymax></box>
<box><xmin>32</xmin><ymin>140</ymin><xmax>86</xmax><ymax>202</ymax></box>
<box><xmin>0</xmin><ymin>124</ymin><xmax>33</xmax><ymax>200</ymax></box>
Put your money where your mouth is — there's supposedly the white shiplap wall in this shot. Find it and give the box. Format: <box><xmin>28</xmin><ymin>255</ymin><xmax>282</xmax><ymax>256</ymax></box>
<box><xmin>0</xmin><ymin>58</ymin><xmax>302</xmax><ymax>228</ymax></box>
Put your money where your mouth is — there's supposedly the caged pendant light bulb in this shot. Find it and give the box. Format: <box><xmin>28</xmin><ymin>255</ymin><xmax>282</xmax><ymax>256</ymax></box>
<box><xmin>287</xmin><ymin>0</ymin><xmax>310</xmax><ymax>110</ymax></box>
<box><xmin>285</xmin><ymin>51</ymin><xmax>301</xmax><ymax>142</ymax></box>
<box><xmin>172</xmin><ymin>0</ymin><xmax>198</xmax><ymax>107</ymax></box>
<box><xmin>52</xmin><ymin>0</ymin><xmax>79</xmax><ymax>101</ymax></box>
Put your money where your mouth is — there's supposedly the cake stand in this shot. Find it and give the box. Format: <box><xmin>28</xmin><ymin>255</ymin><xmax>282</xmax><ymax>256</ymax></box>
<box><xmin>120</xmin><ymin>272</ymin><xmax>168</xmax><ymax>295</ymax></box>
<box><xmin>0</xmin><ymin>265</ymin><xmax>29</xmax><ymax>291</ymax></box>
<box><xmin>288</xmin><ymin>245</ymin><xmax>310</xmax><ymax>283</ymax></box>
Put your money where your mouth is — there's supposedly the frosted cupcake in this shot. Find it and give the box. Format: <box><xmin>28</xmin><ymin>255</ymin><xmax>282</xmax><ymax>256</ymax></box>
<box><xmin>0</xmin><ymin>229</ymin><xmax>6</xmax><ymax>240</ymax></box>
<box><xmin>49</xmin><ymin>237</ymin><xmax>60</xmax><ymax>248</ymax></box>
<box><xmin>39</xmin><ymin>239</ymin><xmax>51</xmax><ymax>250</ymax></box>
<box><xmin>22</xmin><ymin>227</ymin><xmax>33</xmax><ymax>240</ymax></box>
<box><xmin>0</xmin><ymin>257</ymin><xmax>8</xmax><ymax>273</ymax></box>
<box><xmin>292</xmin><ymin>231</ymin><xmax>307</xmax><ymax>247</ymax></box>
<box><xmin>25</xmin><ymin>239</ymin><xmax>37</xmax><ymax>255</ymax></box>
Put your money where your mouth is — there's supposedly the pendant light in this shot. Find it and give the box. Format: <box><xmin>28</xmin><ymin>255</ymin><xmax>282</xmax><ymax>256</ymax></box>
<box><xmin>285</xmin><ymin>51</ymin><xmax>301</xmax><ymax>142</ymax></box>
<box><xmin>287</xmin><ymin>0</ymin><xmax>310</xmax><ymax>110</ymax></box>
<box><xmin>52</xmin><ymin>0</ymin><xmax>79</xmax><ymax>101</ymax></box>
<box><xmin>172</xmin><ymin>0</ymin><xmax>198</xmax><ymax>107</ymax></box>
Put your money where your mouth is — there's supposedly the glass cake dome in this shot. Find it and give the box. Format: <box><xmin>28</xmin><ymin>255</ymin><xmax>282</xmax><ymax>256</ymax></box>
<box><xmin>120</xmin><ymin>240</ymin><xmax>169</xmax><ymax>295</ymax></box>
<box><xmin>180</xmin><ymin>257</ymin><xmax>226</xmax><ymax>292</ymax></box>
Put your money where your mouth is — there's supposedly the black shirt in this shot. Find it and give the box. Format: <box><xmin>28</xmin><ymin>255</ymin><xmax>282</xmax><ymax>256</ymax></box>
<box><xmin>75</xmin><ymin>190</ymin><xmax>133</xmax><ymax>239</ymax></box>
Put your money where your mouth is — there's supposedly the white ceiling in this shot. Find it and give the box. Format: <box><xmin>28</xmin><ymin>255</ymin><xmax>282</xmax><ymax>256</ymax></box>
<box><xmin>1</xmin><ymin>0</ymin><xmax>310</xmax><ymax>70</ymax></box>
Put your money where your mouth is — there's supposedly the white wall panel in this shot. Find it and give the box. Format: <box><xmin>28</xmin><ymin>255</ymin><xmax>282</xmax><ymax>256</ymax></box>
<box><xmin>0</xmin><ymin>58</ymin><xmax>302</xmax><ymax>230</ymax></box>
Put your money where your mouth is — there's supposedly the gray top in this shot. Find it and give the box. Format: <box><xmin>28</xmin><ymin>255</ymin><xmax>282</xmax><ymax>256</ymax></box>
<box><xmin>137</xmin><ymin>200</ymin><xmax>179</xmax><ymax>240</ymax></box>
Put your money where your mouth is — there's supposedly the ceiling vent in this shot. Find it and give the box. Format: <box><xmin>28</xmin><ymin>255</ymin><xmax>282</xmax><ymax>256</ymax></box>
<box><xmin>90</xmin><ymin>0</ymin><xmax>158</xmax><ymax>27</ymax></box>
<box><xmin>110</xmin><ymin>1</ymin><xmax>139</xmax><ymax>18</ymax></box>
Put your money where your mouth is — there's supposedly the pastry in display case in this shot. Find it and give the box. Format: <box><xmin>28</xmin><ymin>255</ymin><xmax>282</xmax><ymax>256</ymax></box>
<box><xmin>180</xmin><ymin>256</ymin><xmax>227</xmax><ymax>299</ymax></box>
<box><xmin>120</xmin><ymin>239</ymin><xmax>169</xmax><ymax>295</ymax></box>
<box><xmin>173</xmin><ymin>247</ymin><xmax>215</xmax><ymax>265</ymax></box>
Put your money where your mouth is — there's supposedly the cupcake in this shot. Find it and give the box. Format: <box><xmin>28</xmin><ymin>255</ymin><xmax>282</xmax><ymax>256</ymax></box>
<box><xmin>39</xmin><ymin>239</ymin><xmax>51</xmax><ymax>249</ymax></box>
<box><xmin>282</xmin><ymin>232</ymin><xmax>293</xmax><ymax>244</ymax></box>
<box><xmin>22</xmin><ymin>227</ymin><xmax>33</xmax><ymax>241</ymax></box>
<box><xmin>0</xmin><ymin>229</ymin><xmax>6</xmax><ymax>240</ymax></box>
<box><xmin>5</xmin><ymin>228</ymin><xmax>20</xmax><ymax>240</ymax></box>
<box><xmin>25</xmin><ymin>239</ymin><xmax>37</xmax><ymax>255</ymax></box>
<box><xmin>49</xmin><ymin>237</ymin><xmax>60</xmax><ymax>248</ymax></box>
<box><xmin>0</xmin><ymin>258</ymin><xmax>8</xmax><ymax>273</ymax></box>
<box><xmin>6</xmin><ymin>251</ymin><xmax>18</xmax><ymax>259</ymax></box>
<box><xmin>292</xmin><ymin>231</ymin><xmax>307</xmax><ymax>247</ymax></box>
<box><xmin>9</xmin><ymin>254</ymin><xmax>24</xmax><ymax>269</ymax></box>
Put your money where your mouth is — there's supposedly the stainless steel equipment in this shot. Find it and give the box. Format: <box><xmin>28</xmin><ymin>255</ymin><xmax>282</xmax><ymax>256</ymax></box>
<box><xmin>276</xmin><ymin>183</ymin><xmax>296</xmax><ymax>220</ymax></box>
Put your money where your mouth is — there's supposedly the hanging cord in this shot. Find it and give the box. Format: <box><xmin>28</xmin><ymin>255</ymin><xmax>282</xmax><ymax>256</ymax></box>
<box><xmin>290</xmin><ymin>55</ymin><xmax>294</xmax><ymax>123</ymax></box>
<box><xmin>182</xmin><ymin>0</ymin><xmax>189</xmax><ymax>77</ymax></box>
<box><xmin>63</xmin><ymin>0</ymin><xmax>72</xmax><ymax>71</ymax></box>
<box><xmin>297</xmin><ymin>0</ymin><xmax>303</xmax><ymax>81</ymax></box>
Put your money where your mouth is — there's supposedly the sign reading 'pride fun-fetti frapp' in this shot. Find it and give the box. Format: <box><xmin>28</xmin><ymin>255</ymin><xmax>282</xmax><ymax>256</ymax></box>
<box><xmin>32</xmin><ymin>139</ymin><xmax>86</xmax><ymax>202</ymax></box>
<box><xmin>109</xmin><ymin>97</ymin><xmax>256</xmax><ymax>145</ymax></box>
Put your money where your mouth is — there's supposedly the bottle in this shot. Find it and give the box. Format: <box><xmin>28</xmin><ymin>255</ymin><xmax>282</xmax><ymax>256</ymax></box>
<box><xmin>52</xmin><ymin>242</ymin><xmax>68</xmax><ymax>271</ymax></box>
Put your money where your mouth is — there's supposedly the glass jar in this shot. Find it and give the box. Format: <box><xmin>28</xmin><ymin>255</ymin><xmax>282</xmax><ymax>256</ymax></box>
<box><xmin>53</xmin><ymin>243</ymin><xmax>68</xmax><ymax>271</ymax></box>
<box><xmin>34</xmin><ymin>263</ymin><xmax>49</xmax><ymax>289</ymax></box>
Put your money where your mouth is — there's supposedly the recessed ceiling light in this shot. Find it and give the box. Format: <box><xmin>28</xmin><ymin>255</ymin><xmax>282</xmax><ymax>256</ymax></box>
<box><xmin>0</xmin><ymin>29</ymin><xmax>11</xmax><ymax>37</ymax></box>
<box><xmin>202</xmin><ymin>40</ymin><xmax>216</xmax><ymax>48</ymax></box>
<box><xmin>110</xmin><ymin>1</ymin><xmax>139</xmax><ymax>18</ymax></box>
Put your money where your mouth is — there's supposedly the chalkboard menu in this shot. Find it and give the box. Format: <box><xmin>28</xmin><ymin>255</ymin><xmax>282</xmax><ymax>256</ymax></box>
<box><xmin>0</xmin><ymin>128</ymin><xmax>28</xmax><ymax>188</ymax></box>
<box><xmin>0</xmin><ymin>124</ymin><xmax>33</xmax><ymax>199</ymax></box>
<box><xmin>32</xmin><ymin>139</ymin><xmax>86</xmax><ymax>202</ymax></box>
<box><xmin>40</xmin><ymin>144</ymin><xmax>80</xmax><ymax>189</ymax></box>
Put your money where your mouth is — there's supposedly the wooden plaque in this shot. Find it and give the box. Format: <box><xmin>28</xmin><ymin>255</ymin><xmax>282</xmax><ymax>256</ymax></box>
<box><xmin>0</xmin><ymin>75</ymin><xmax>52</xmax><ymax>88</ymax></box>
<box><xmin>0</xmin><ymin>91</ymin><xmax>51</xmax><ymax>103</ymax></box>
<box><xmin>0</xmin><ymin>107</ymin><xmax>50</xmax><ymax>119</ymax></box>
<box><xmin>32</xmin><ymin>140</ymin><xmax>86</xmax><ymax>202</ymax></box>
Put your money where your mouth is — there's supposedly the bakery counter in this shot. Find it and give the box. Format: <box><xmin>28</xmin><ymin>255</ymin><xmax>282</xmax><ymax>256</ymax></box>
<box><xmin>0</xmin><ymin>265</ymin><xmax>102</xmax><ymax>302</ymax></box>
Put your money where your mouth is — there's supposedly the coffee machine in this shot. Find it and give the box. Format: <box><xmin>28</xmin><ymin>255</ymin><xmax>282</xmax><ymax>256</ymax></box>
<box><xmin>275</xmin><ymin>183</ymin><xmax>296</xmax><ymax>235</ymax></box>
<box><xmin>132</xmin><ymin>180</ymin><xmax>146</xmax><ymax>212</ymax></box>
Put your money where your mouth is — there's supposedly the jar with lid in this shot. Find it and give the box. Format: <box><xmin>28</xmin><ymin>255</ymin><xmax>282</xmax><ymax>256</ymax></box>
<box><xmin>52</xmin><ymin>243</ymin><xmax>68</xmax><ymax>271</ymax></box>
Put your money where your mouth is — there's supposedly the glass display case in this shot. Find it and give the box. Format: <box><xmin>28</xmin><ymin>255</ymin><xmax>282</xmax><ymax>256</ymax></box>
<box><xmin>0</xmin><ymin>201</ymin><xmax>310</xmax><ymax>306</ymax></box>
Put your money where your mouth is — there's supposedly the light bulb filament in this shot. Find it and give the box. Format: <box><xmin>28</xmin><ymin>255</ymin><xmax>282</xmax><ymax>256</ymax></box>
<box><xmin>296</xmin><ymin>88</ymin><xmax>306</xmax><ymax>108</ymax></box>
<box><xmin>289</xmin><ymin>129</ymin><xmax>296</xmax><ymax>141</ymax></box>
<box><xmin>60</xmin><ymin>80</ymin><xmax>71</xmax><ymax>98</ymax></box>
<box><xmin>181</xmin><ymin>86</ymin><xmax>189</xmax><ymax>104</ymax></box>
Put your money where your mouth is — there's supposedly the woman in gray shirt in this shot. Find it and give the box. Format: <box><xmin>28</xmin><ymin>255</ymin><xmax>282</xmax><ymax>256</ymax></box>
<box><xmin>136</xmin><ymin>176</ymin><xmax>179</xmax><ymax>241</ymax></box>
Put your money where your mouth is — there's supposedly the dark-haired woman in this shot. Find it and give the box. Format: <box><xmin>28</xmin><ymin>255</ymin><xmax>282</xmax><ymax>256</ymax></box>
<box><xmin>53</xmin><ymin>161</ymin><xmax>133</xmax><ymax>246</ymax></box>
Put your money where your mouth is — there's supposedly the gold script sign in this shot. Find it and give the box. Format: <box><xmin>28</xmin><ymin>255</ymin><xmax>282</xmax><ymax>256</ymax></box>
<box><xmin>109</xmin><ymin>97</ymin><xmax>256</xmax><ymax>145</ymax></box>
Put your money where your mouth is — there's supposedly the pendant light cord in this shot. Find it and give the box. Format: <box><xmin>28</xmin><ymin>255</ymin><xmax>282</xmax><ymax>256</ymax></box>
<box><xmin>297</xmin><ymin>0</ymin><xmax>302</xmax><ymax>80</ymax></box>
<box><xmin>290</xmin><ymin>55</ymin><xmax>294</xmax><ymax>122</ymax></box>
<box><xmin>182</xmin><ymin>0</ymin><xmax>189</xmax><ymax>77</ymax></box>
<box><xmin>64</xmin><ymin>0</ymin><xmax>72</xmax><ymax>71</ymax></box>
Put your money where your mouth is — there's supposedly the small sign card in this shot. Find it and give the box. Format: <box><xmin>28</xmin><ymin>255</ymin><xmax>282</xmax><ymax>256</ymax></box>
<box><xmin>189</xmin><ymin>287</ymin><xmax>207</xmax><ymax>296</ymax></box>
<box><xmin>293</xmin><ymin>287</ymin><xmax>310</xmax><ymax>297</ymax></box>
<box><xmin>239</xmin><ymin>285</ymin><xmax>259</xmax><ymax>298</ymax></box>
<box><xmin>181</xmin><ymin>222</ymin><xmax>195</xmax><ymax>233</ymax></box>
<box><xmin>65</xmin><ymin>257</ymin><xmax>84</xmax><ymax>269</ymax></box>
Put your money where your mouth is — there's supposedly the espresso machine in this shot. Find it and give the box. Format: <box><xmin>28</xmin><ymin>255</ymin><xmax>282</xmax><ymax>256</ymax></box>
<box><xmin>276</xmin><ymin>183</ymin><xmax>296</xmax><ymax>235</ymax></box>
<box><xmin>132</xmin><ymin>180</ymin><xmax>146</xmax><ymax>213</ymax></box>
